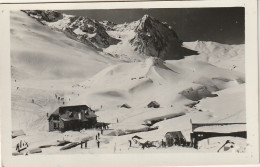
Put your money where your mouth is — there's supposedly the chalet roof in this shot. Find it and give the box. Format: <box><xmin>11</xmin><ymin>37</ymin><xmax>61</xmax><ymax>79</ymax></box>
<box><xmin>49</xmin><ymin>105</ymin><xmax>97</xmax><ymax>121</ymax></box>
<box><xmin>148</xmin><ymin>101</ymin><xmax>160</xmax><ymax>106</ymax></box>
<box><xmin>120</xmin><ymin>103</ymin><xmax>131</xmax><ymax>108</ymax></box>
<box><xmin>12</xmin><ymin>129</ymin><xmax>26</xmax><ymax>138</ymax></box>
<box><xmin>165</xmin><ymin>131</ymin><xmax>184</xmax><ymax>138</ymax></box>
<box><xmin>193</xmin><ymin>124</ymin><xmax>246</xmax><ymax>133</ymax></box>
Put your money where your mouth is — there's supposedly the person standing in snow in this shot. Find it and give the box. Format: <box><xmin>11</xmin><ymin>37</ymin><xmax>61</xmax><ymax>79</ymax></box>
<box><xmin>114</xmin><ymin>142</ymin><xmax>117</xmax><ymax>153</ymax></box>
<box><xmin>80</xmin><ymin>141</ymin><xmax>83</xmax><ymax>148</ymax></box>
<box><xmin>97</xmin><ymin>140</ymin><xmax>100</xmax><ymax>148</ymax></box>
<box><xmin>117</xmin><ymin>118</ymin><xmax>119</xmax><ymax>123</ymax></box>
<box><xmin>98</xmin><ymin>133</ymin><xmax>100</xmax><ymax>139</ymax></box>
<box><xmin>142</xmin><ymin>144</ymin><xmax>145</xmax><ymax>150</ymax></box>
<box><xmin>101</xmin><ymin>129</ymin><xmax>103</xmax><ymax>135</ymax></box>
<box><xmin>129</xmin><ymin>140</ymin><xmax>132</xmax><ymax>147</ymax></box>
<box><xmin>85</xmin><ymin>141</ymin><xmax>88</xmax><ymax>148</ymax></box>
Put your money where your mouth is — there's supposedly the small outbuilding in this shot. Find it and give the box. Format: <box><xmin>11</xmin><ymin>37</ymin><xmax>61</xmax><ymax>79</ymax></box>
<box><xmin>120</xmin><ymin>103</ymin><xmax>131</xmax><ymax>109</ymax></box>
<box><xmin>147</xmin><ymin>101</ymin><xmax>160</xmax><ymax>108</ymax></box>
<box><xmin>12</xmin><ymin>130</ymin><xmax>26</xmax><ymax>139</ymax></box>
<box><xmin>165</xmin><ymin>131</ymin><xmax>184</xmax><ymax>147</ymax></box>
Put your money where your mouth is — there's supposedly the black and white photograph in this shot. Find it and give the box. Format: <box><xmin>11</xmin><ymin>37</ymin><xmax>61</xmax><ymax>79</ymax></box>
<box><xmin>0</xmin><ymin>0</ymin><xmax>259</xmax><ymax>166</ymax></box>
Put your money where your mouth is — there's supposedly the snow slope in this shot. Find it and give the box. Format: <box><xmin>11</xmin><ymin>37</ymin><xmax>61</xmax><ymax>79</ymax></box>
<box><xmin>11</xmin><ymin>11</ymin><xmax>246</xmax><ymax>154</ymax></box>
<box><xmin>183</xmin><ymin>41</ymin><xmax>245</xmax><ymax>72</ymax></box>
<box><xmin>11</xmin><ymin>11</ymin><xmax>117</xmax><ymax>81</ymax></box>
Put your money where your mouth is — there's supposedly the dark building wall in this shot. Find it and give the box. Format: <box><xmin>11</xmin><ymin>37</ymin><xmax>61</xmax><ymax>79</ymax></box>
<box><xmin>49</xmin><ymin>114</ymin><xmax>98</xmax><ymax>132</ymax></box>
<box><xmin>49</xmin><ymin>121</ymin><xmax>54</xmax><ymax>132</ymax></box>
<box><xmin>165</xmin><ymin>136</ymin><xmax>174</xmax><ymax>147</ymax></box>
<box><xmin>193</xmin><ymin>131</ymin><xmax>247</xmax><ymax>142</ymax></box>
<box><xmin>190</xmin><ymin>131</ymin><xmax>247</xmax><ymax>149</ymax></box>
<box><xmin>59</xmin><ymin>118</ymin><xmax>65</xmax><ymax>131</ymax></box>
<box><xmin>148</xmin><ymin>103</ymin><xmax>160</xmax><ymax>108</ymax></box>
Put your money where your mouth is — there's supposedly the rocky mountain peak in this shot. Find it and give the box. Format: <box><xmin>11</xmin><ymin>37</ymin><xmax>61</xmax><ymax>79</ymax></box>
<box><xmin>129</xmin><ymin>14</ymin><xmax>193</xmax><ymax>59</ymax></box>
<box><xmin>23</xmin><ymin>10</ymin><xmax>197</xmax><ymax>61</ymax></box>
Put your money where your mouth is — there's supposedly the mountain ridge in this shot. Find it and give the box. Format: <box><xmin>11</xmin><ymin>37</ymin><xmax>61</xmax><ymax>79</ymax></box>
<box><xmin>22</xmin><ymin>10</ymin><xmax>198</xmax><ymax>61</ymax></box>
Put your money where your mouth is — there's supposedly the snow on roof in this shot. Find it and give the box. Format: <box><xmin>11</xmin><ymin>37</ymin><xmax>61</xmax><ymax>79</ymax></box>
<box><xmin>148</xmin><ymin>101</ymin><xmax>160</xmax><ymax>106</ymax></box>
<box><xmin>50</xmin><ymin>105</ymin><xmax>97</xmax><ymax>121</ymax></box>
<box><xmin>165</xmin><ymin>131</ymin><xmax>184</xmax><ymax>138</ymax></box>
<box><xmin>121</xmin><ymin>103</ymin><xmax>131</xmax><ymax>108</ymax></box>
<box><xmin>12</xmin><ymin>129</ymin><xmax>26</xmax><ymax>138</ymax></box>
<box><xmin>194</xmin><ymin>124</ymin><xmax>246</xmax><ymax>133</ymax></box>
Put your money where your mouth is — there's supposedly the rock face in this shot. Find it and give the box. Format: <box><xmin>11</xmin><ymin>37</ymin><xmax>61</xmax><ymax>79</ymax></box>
<box><xmin>23</xmin><ymin>10</ymin><xmax>197</xmax><ymax>61</ymax></box>
<box><xmin>67</xmin><ymin>16</ymin><xmax>120</xmax><ymax>48</ymax></box>
<box><xmin>23</xmin><ymin>10</ymin><xmax>120</xmax><ymax>50</ymax></box>
<box><xmin>23</xmin><ymin>10</ymin><xmax>63</xmax><ymax>22</ymax></box>
<box><xmin>130</xmin><ymin>15</ymin><xmax>181</xmax><ymax>59</ymax></box>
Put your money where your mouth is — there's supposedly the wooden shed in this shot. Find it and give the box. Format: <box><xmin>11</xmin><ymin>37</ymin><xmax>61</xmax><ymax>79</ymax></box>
<box><xmin>120</xmin><ymin>103</ymin><xmax>131</xmax><ymax>109</ymax></box>
<box><xmin>147</xmin><ymin>101</ymin><xmax>160</xmax><ymax>108</ymax></box>
<box><xmin>165</xmin><ymin>131</ymin><xmax>184</xmax><ymax>147</ymax></box>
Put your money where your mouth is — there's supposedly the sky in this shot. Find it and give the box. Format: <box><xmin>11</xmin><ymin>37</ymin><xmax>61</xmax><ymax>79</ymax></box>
<box><xmin>61</xmin><ymin>7</ymin><xmax>244</xmax><ymax>44</ymax></box>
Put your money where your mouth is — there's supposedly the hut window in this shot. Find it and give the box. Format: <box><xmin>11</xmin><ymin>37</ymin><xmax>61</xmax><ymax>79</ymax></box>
<box><xmin>54</xmin><ymin>123</ymin><xmax>59</xmax><ymax>129</ymax></box>
<box><xmin>53</xmin><ymin>116</ymin><xmax>59</xmax><ymax>120</ymax></box>
<box><xmin>69</xmin><ymin>112</ymin><xmax>73</xmax><ymax>117</ymax></box>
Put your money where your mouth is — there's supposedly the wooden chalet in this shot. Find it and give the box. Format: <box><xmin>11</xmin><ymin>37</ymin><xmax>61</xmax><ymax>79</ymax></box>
<box><xmin>48</xmin><ymin>105</ymin><xmax>97</xmax><ymax>132</ymax></box>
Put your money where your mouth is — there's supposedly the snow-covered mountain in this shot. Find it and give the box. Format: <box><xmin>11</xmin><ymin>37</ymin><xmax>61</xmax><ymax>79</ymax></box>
<box><xmin>11</xmin><ymin>11</ymin><xmax>118</xmax><ymax>81</ymax></box>
<box><xmin>11</xmin><ymin>11</ymin><xmax>246</xmax><ymax>154</ymax></box>
<box><xmin>23</xmin><ymin>10</ymin><xmax>198</xmax><ymax>61</ymax></box>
